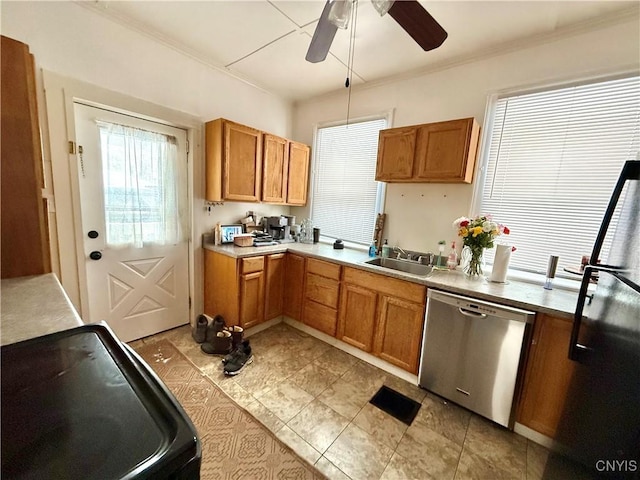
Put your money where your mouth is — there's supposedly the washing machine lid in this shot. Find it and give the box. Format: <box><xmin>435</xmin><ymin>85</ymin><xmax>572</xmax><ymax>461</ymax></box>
<box><xmin>1</xmin><ymin>323</ymin><xmax>200</xmax><ymax>479</ymax></box>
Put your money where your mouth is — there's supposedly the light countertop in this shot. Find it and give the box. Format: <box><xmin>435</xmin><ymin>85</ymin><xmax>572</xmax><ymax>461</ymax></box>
<box><xmin>204</xmin><ymin>241</ymin><xmax>580</xmax><ymax>319</ymax></box>
<box><xmin>1</xmin><ymin>273</ymin><xmax>84</xmax><ymax>346</ymax></box>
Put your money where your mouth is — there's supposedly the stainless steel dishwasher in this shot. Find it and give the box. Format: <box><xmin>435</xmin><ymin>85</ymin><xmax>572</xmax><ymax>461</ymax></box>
<box><xmin>418</xmin><ymin>289</ymin><xmax>534</xmax><ymax>429</ymax></box>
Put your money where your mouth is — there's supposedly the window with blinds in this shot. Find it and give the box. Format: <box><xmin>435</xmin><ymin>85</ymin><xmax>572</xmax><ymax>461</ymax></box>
<box><xmin>311</xmin><ymin>117</ymin><xmax>387</xmax><ymax>245</ymax></box>
<box><xmin>478</xmin><ymin>75</ymin><xmax>640</xmax><ymax>276</ymax></box>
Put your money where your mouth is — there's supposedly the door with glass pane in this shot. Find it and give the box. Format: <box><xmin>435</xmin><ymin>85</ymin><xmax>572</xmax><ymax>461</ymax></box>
<box><xmin>74</xmin><ymin>103</ymin><xmax>189</xmax><ymax>342</ymax></box>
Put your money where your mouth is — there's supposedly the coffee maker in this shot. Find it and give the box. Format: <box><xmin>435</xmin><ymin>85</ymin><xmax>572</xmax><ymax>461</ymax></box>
<box><xmin>266</xmin><ymin>216</ymin><xmax>292</xmax><ymax>243</ymax></box>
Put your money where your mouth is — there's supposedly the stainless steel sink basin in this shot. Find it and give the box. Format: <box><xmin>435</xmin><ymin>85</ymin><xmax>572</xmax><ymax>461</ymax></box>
<box><xmin>364</xmin><ymin>257</ymin><xmax>433</xmax><ymax>276</ymax></box>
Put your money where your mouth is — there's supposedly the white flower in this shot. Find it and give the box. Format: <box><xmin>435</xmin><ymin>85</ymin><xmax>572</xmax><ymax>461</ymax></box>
<box><xmin>482</xmin><ymin>221</ymin><xmax>497</xmax><ymax>233</ymax></box>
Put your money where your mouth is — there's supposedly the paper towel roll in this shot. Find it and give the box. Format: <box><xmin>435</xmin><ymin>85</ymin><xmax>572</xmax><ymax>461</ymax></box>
<box><xmin>489</xmin><ymin>244</ymin><xmax>512</xmax><ymax>283</ymax></box>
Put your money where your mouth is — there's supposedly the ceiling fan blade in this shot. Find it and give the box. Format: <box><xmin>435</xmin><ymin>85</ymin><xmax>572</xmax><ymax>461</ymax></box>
<box><xmin>306</xmin><ymin>0</ymin><xmax>339</xmax><ymax>63</ymax></box>
<box><xmin>388</xmin><ymin>0</ymin><xmax>447</xmax><ymax>51</ymax></box>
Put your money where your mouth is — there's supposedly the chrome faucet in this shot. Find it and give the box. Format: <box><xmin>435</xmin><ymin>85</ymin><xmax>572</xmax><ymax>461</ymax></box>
<box><xmin>393</xmin><ymin>246</ymin><xmax>408</xmax><ymax>260</ymax></box>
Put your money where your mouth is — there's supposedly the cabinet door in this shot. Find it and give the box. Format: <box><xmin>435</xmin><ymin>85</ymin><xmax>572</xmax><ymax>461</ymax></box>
<box><xmin>337</xmin><ymin>284</ymin><xmax>378</xmax><ymax>352</ymax></box>
<box><xmin>414</xmin><ymin>118</ymin><xmax>479</xmax><ymax>183</ymax></box>
<box><xmin>373</xmin><ymin>296</ymin><xmax>425</xmax><ymax>373</ymax></box>
<box><xmin>1</xmin><ymin>36</ymin><xmax>50</xmax><ymax>278</ymax></box>
<box><xmin>240</xmin><ymin>270</ymin><xmax>264</xmax><ymax>329</ymax></box>
<box><xmin>262</xmin><ymin>134</ymin><xmax>288</xmax><ymax>203</ymax></box>
<box><xmin>283</xmin><ymin>253</ymin><xmax>305</xmax><ymax>320</ymax></box>
<box><xmin>375</xmin><ymin>126</ymin><xmax>416</xmax><ymax>181</ymax></box>
<box><xmin>265</xmin><ymin>253</ymin><xmax>285</xmax><ymax>321</ymax></box>
<box><xmin>223</xmin><ymin>121</ymin><xmax>262</xmax><ymax>201</ymax></box>
<box><xmin>303</xmin><ymin>300</ymin><xmax>338</xmax><ymax>337</ymax></box>
<box><xmin>517</xmin><ymin>314</ymin><xmax>576</xmax><ymax>438</ymax></box>
<box><xmin>286</xmin><ymin>141</ymin><xmax>310</xmax><ymax>205</ymax></box>
<box><xmin>204</xmin><ymin>250</ymin><xmax>240</xmax><ymax>326</ymax></box>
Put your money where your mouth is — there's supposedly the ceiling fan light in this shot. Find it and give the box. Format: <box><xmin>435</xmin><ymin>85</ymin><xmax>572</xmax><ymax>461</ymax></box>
<box><xmin>371</xmin><ymin>0</ymin><xmax>394</xmax><ymax>17</ymax></box>
<box><xmin>328</xmin><ymin>0</ymin><xmax>353</xmax><ymax>29</ymax></box>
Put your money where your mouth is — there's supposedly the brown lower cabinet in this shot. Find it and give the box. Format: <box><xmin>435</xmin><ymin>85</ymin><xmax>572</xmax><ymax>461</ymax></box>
<box><xmin>338</xmin><ymin>267</ymin><xmax>426</xmax><ymax>374</ymax></box>
<box><xmin>517</xmin><ymin>313</ymin><xmax>576</xmax><ymax>438</ymax></box>
<box><xmin>204</xmin><ymin>250</ymin><xmax>284</xmax><ymax>329</ymax></box>
<box><xmin>302</xmin><ymin>259</ymin><xmax>341</xmax><ymax>336</ymax></box>
<box><xmin>283</xmin><ymin>253</ymin><xmax>305</xmax><ymax>319</ymax></box>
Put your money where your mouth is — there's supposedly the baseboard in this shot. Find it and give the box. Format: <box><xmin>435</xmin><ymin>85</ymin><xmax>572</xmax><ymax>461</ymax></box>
<box><xmin>282</xmin><ymin>316</ymin><xmax>419</xmax><ymax>385</ymax></box>
<box><xmin>244</xmin><ymin>316</ymin><xmax>283</xmax><ymax>338</ymax></box>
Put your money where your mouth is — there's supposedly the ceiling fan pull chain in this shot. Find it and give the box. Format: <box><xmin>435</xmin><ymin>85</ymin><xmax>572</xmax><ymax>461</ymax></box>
<box><xmin>345</xmin><ymin>0</ymin><xmax>358</xmax><ymax>125</ymax></box>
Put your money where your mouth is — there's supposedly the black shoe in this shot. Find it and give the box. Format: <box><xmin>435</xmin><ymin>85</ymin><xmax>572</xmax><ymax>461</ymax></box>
<box><xmin>228</xmin><ymin>325</ymin><xmax>244</xmax><ymax>349</ymax></box>
<box><xmin>223</xmin><ymin>342</ymin><xmax>253</xmax><ymax>376</ymax></box>
<box><xmin>222</xmin><ymin>340</ymin><xmax>250</xmax><ymax>365</ymax></box>
<box><xmin>192</xmin><ymin>314</ymin><xmax>210</xmax><ymax>344</ymax></box>
<box><xmin>201</xmin><ymin>330</ymin><xmax>233</xmax><ymax>355</ymax></box>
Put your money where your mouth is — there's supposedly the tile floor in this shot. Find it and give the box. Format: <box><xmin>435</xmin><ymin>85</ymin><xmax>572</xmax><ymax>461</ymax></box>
<box><xmin>131</xmin><ymin>322</ymin><xmax>595</xmax><ymax>480</ymax></box>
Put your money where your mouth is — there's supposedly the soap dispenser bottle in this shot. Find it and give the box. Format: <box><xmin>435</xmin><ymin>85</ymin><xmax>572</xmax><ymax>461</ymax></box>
<box><xmin>447</xmin><ymin>241</ymin><xmax>458</xmax><ymax>270</ymax></box>
<box><xmin>368</xmin><ymin>239</ymin><xmax>377</xmax><ymax>257</ymax></box>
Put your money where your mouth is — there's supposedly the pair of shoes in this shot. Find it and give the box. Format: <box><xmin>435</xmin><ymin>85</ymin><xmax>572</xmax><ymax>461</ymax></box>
<box><xmin>223</xmin><ymin>340</ymin><xmax>253</xmax><ymax>376</ymax></box>
<box><xmin>192</xmin><ymin>313</ymin><xmax>211</xmax><ymax>344</ymax></box>
<box><xmin>201</xmin><ymin>315</ymin><xmax>232</xmax><ymax>355</ymax></box>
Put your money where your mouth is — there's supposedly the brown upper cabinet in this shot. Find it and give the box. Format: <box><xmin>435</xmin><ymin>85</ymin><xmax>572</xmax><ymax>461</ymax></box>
<box><xmin>206</xmin><ymin>118</ymin><xmax>262</xmax><ymax>202</ymax></box>
<box><xmin>286</xmin><ymin>141</ymin><xmax>310</xmax><ymax>205</ymax></box>
<box><xmin>1</xmin><ymin>36</ymin><xmax>51</xmax><ymax>278</ymax></box>
<box><xmin>262</xmin><ymin>135</ymin><xmax>310</xmax><ymax>205</ymax></box>
<box><xmin>206</xmin><ymin>118</ymin><xmax>310</xmax><ymax>204</ymax></box>
<box><xmin>375</xmin><ymin>117</ymin><xmax>480</xmax><ymax>184</ymax></box>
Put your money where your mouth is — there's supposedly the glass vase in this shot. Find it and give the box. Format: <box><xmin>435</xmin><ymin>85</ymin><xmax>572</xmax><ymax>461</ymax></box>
<box><xmin>461</xmin><ymin>245</ymin><xmax>485</xmax><ymax>277</ymax></box>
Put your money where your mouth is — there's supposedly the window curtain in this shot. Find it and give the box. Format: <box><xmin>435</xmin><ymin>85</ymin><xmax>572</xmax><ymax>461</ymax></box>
<box><xmin>97</xmin><ymin>121</ymin><xmax>183</xmax><ymax>248</ymax></box>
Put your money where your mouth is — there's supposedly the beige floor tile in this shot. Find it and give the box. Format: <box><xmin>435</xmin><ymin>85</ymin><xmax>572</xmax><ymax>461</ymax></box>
<box><xmin>414</xmin><ymin>393</ymin><xmax>471</xmax><ymax>446</ymax></box>
<box><xmin>526</xmin><ymin>440</ymin><xmax>595</xmax><ymax>480</ymax></box>
<box><xmin>341</xmin><ymin>360</ymin><xmax>387</xmax><ymax>391</ymax></box>
<box><xmin>276</xmin><ymin>425</ymin><xmax>322</xmax><ymax>466</ymax></box>
<box><xmin>396</xmin><ymin>420</ymin><xmax>462</xmax><ymax>479</ymax></box>
<box><xmin>315</xmin><ymin>457</ymin><xmax>352</xmax><ymax>480</ymax></box>
<box><xmin>215</xmin><ymin>379</ymin><xmax>256</xmax><ymax>410</ymax></box>
<box><xmin>231</xmin><ymin>359</ymin><xmax>283</xmax><ymax>396</ymax></box>
<box><xmin>255</xmin><ymin>379</ymin><xmax>315</xmax><ymax>422</ymax></box>
<box><xmin>463</xmin><ymin>415</ymin><xmax>527</xmax><ymax>478</ymax></box>
<box><xmin>287</xmin><ymin>399</ymin><xmax>350</xmax><ymax>453</ymax></box>
<box><xmin>313</xmin><ymin>348</ymin><xmax>359</xmax><ymax>376</ymax></box>
<box><xmin>380</xmin><ymin>452</ymin><xmax>439</xmax><ymax>480</ymax></box>
<box><xmin>324</xmin><ymin>423</ymin><xmax>394</xmax><ymax>480</ymax></box>
<box><xmin>352</xmin><ymin>403</ymin><xmax>408</xmax><ymax>450</ymax></box>
<box><xmin>243</xmin><ymin>399</ymin><xmax>285</xmax><ymax>434</ymax></box>
<box><xmin>318</xmin><ymin>378</ymin><xmax>377</xmax><ymax>420</ymax></box>
<box><xmin>290</xmin><ymin>362</ymin><xmax>340</xmax><ymax>397</ymax></box>
<box><xmin>454</xmin><ymin>446</ymin><xmax>522</xmax><ymax>480</ymax></box>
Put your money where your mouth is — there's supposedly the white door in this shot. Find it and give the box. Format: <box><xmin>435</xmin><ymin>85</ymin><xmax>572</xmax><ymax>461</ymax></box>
<box><xmin>74</xmin><ymin>103</ymin><xmax>189</xmax><ymax>342</ymax></box>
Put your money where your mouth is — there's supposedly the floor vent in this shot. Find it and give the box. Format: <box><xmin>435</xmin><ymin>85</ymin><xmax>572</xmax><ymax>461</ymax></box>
<box><xmin>369</xmin><ymin>385</ymin><xmax>421</xmax><ymax>425</ymax></box>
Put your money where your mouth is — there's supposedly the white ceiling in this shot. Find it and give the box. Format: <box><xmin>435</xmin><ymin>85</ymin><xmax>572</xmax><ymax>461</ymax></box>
<box><xmin>82</xmin><ymin>1</ymin><xmax>639</xmax><ymax>102</ymax></box>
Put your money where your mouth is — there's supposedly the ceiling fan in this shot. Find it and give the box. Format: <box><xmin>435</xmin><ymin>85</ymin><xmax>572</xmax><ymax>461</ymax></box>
<box><xmin>306</xmin><ymin>0</ymin><xmax>448</xmax><ymax>63</ymax></box>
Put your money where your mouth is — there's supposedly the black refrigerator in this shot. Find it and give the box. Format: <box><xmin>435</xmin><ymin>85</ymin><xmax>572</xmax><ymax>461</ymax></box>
<box><xmin>551</xmin><ymin>160</ymin><xmax>640</xmax><ymax>478</ymax></box>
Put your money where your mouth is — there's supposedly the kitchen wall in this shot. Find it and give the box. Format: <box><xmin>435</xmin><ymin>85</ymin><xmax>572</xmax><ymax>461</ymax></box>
<box><xmin>292</xmin><ymin>15</ymin><xmax>640</xmax><ymax>256</ymax></box>
<box><xmin>1</xmin><ymin>1</ymin><xmax>294</xmax><ymax>316</ymax></box>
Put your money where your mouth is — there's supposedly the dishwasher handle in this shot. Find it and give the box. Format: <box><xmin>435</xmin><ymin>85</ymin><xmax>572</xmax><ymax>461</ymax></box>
<box><xmin>458</xmin><ymin>307</ymin><xmax>487</xmax><ymax>318</ymax></box>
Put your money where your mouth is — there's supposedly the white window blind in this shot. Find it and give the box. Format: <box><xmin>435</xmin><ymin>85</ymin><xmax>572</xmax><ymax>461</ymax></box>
<box><xmin>312</xmin><ymin>118</ymin><xmax>387</xmax><ymax>245</ymax></box>
<box><xmin>479</xmin><ymin>75</ymin><xmax>640</xmax><ymax>275</ymax></box>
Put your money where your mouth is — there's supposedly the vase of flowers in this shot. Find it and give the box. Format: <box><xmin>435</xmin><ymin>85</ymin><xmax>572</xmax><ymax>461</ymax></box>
<box><xmin>453</xmin><ymin>215</ymin><xmax>510</xmax><ymax>277</ymax></box>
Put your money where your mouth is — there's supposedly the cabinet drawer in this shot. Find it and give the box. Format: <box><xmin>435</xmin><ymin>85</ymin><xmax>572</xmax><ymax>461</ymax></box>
<box><xmin>241</xmin><ymin>256</ymin><xmax>264</xmax><ymax>274</ymax></box>
<box><xmin>303</xmin><ymin>300</ymin><xmax>338</xmax><ymax>337</ymax></box>
<box><xmin>343</xmin><ymin>267</ymin><xmax>426</xmax><ymax>304</ymax></box>
<box><xmin>306</xmin><ymin>258</ymin><xmax>341</xmax><ymax>280</ymax></box>
<box><xmin>305</xmin><ymin>273</ymin><xmax>339</xmax><ymax>308</ymax></box>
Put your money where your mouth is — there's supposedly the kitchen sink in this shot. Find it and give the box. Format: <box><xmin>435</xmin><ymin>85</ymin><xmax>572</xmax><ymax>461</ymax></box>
<box><xmin>365</xmin><ymin>257</ymin><xmax>433</xmax><ymax>276</ymax></box>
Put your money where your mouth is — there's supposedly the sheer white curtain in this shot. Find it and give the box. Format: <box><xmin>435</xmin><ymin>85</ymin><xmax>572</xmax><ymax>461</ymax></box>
<box><xmin>98</xmin><ymin>121</ymin><xmax>183</xmax><ymax>248</ymax></box>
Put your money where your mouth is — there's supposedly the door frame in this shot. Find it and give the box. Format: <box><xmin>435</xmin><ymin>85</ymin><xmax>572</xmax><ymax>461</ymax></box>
<box><xmin>42</xmin><ymin>71</ymin><xmax>199</xmax><ymax>327</ymax></box>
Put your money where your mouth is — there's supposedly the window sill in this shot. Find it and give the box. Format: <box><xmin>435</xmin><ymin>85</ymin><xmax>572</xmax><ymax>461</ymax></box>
<box><xmin>488</xmin><ymin>267</ymin><xmax>596</xmax><ymax>294</ymax></box>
